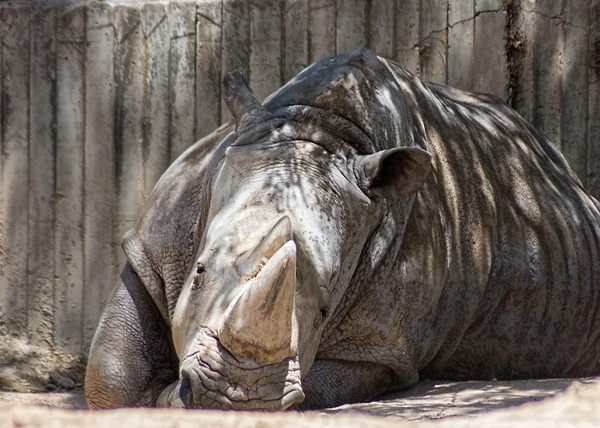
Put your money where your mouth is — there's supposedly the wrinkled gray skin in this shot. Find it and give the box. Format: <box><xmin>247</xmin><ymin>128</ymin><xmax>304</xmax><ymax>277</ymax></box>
<box><xmin>85</xmin><ymin>49</ymin><xmax>600</xmax><ymax>411</ymax></box>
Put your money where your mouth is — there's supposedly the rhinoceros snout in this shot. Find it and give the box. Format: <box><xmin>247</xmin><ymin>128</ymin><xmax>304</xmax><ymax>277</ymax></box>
<box><xmin>160</xmin><ymin>361</ymin><xmax>305</xmax><ymax>410</ymax></box>
<box><xmin>162</xmin><ymin>329</ymin><xmax>305</xmax><ymax>410</ymax></box>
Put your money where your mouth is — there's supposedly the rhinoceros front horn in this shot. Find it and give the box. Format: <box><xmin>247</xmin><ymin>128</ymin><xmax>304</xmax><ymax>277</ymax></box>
<box><xmin>223</xmin><ymin>70</ymin><xmax>271</xmax><ymax>132</ymax></box>
<box><xmin>219</xmin><ymin>217</ymin><xmax>297</xmax><ymax>365</ymax></box>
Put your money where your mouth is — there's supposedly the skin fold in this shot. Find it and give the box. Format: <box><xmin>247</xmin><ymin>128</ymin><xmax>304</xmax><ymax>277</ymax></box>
<box><xmin>86</xmin><ymin>49</ymin><xmax>600</xmax><ymax>411</ymax></box>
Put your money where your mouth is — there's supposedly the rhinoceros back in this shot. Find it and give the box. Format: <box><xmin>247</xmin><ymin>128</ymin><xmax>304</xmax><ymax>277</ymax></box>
<box><xmin>380</xmin><ymin>60</ymin><xmax>600</xmax><ymax>380</ymax></box>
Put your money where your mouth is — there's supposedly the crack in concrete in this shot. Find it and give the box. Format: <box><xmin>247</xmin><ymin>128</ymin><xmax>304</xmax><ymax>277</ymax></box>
<box><xmin>518</xmin><ymin>6</ymin><xmax>591</xmax><ymax>32</ymax></box>
<box><xmin>197</xmin><ymin>12</ymin><xmax>221</xmax><ymax>29</ymax></box>
<box><xmin>414</xmin><ymin>3</ymin><xmax>590</xmax><ymax>72</ymax></box>
<box><xmin>171</xmin><ymin>33</ymin><xmax>196</xmax><ymax>40</ymax></box>
<box><xmin>417</xmin><ymin>8</ymin><xmax>504</xmax><ymax>47</ymax></box>
<box><xmin>118</xmin><ymin>19</ymin><xmax>142</xmax><ymax>44</ymax></box>
<box><xmin>143</xmin><ymin>14</ymin><xmax>168</xmax><ymax>39</ymax></box>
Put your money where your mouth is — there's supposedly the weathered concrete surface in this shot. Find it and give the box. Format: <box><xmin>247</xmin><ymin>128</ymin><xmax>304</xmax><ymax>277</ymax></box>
<box><xmin>1</xmin><ymin>378</ymin><xmax>600</xmax><ymax>427</ymax></box>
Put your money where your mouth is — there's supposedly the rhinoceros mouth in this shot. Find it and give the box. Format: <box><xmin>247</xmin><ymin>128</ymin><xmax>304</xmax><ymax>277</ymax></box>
<box><xmin>170</xmin><ymin>329</ymin><xmax>304</xmax><ymax>410</ymax></box>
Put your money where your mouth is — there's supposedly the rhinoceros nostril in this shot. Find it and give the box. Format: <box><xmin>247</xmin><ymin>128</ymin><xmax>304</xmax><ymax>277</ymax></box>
<box><xmin>160</xmin><ymin>375</ymin><xmax>195</xmax><ymax>409</ymax></box>
<box><xmin>178</xmin><ymin>374</ymin><xmax>194</xmax><ymax>408</ymax></box>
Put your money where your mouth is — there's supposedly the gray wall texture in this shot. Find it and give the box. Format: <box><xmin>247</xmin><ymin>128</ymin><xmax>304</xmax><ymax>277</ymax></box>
<box><xmin>0</xmin><ymin>0</ymin><xmax>598</xmax><ymax>359</ymax></box>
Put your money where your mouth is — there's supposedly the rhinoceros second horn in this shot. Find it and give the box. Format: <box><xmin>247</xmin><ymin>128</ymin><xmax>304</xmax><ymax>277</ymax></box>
<box><xmin>223</xmin><ymin>69</ymin><xmax>272</xmax><ymax>132</ymax></box>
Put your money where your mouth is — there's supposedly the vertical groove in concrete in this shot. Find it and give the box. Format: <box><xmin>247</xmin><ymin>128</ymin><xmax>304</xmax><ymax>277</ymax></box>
<box><xmin>141</xmin><ymin>2</ymin><xmax>170</xmax><ymax>198</ymax></box>
<box><xmin>195</xmin><ymin>0</ymin><xmax>222</xmax><ymax>140</ymax></box>
<box><xmin>279</xmin><ymin>0</ymin><xmax>286</xmax><ymax>86</ymax></box>
<box><xmin>54</xmin><ymin>4</ymin><xmax>86</xmax><ymax>355</ymax></box>
<box><xmin>368</xmin><ymin>0</ymin><xmax>396</xmax><ymax>59</ymax></box>
<box><xmin>447</xmin><ymin>0</ymin><xmax>474</xmax><ymax>90</ymax></box>
<box><xmin>0</xmin><ymin>8</ymin><xmax>3</xmax><ymax>338</ymax></box>
<box><xmin>220</xmin><ymin>0</ymin><xmax>250</xmax><ymax>124</ymax></box>
<box><xmin>419</xmin><ymin>0</ymin><xmax>448</xmax><ymax>83</ymax></box>
<box><xmin>79</xmin><ymin>3</ymin><xmax>87</xmax><ymax>355</ymax></box>
<box><xmin>561</xmin><ymin>0</ymin><xmax>591</xmax><ymax>186</ymax></box>
<box><xmin>395</xmin><ymin>0</ymin><xmax>420</xmax><ymax>76</ymax></box>
<box><xmin>507</xmin><ymin>0</ymin><xmax>535</xmax><ymax>122</ymax></box>
<box><xmin>336</xmin><ymin>0</ymin><xmax>366</xmax><ymax>54</ymax></box>
<box><xmin>82</xmin><ymin>2</ymin><xmax>117</xmax><ymax>354</ymax></box>
<box><xmin>282</xmin><ymin>0</ymin><xmax>308</xmax><ymax>84</ymax></box>
<box><xmin>473</xmin><ymin>1</ymin><xmax>508</xmax><ymax>98</ymax></box>
<box><xmin>114</xmin><ymin>5</ymin><xmax>144</xmax><ymax>280</ymax></box>
<box><xmin>307</xmin><ymin>0</ymin><xmax>336</xmax><ymax>63</ymax></box>
<box><xmin>0</xmin><ymin>4</ymin><xmax>32</xmax><ymax>339</ymax></box>
<box><xmin>249</xmin><ymin>0</ymin><xmax>281</xmax><ymax>102</ymax></box>
<box><xmin>169</xmin><ymin>1</ymin><xmax>198</xmax><ymax>162</ymax></box>
<box><xmin>586</xmin><ymin>0</ymin><xmax>600</xmax><ymax>195</ymax></box>
<box><xmin>533</xmin><ymin>0</ymin><xmax>564</xmax><ymax>149</ymax></box>
<box><xmin>28</xmin><ymin>3</ymin><xmax>58</xmax><ymax>347</ymax></box>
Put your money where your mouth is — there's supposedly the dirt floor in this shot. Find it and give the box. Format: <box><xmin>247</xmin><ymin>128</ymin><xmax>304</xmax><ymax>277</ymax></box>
<box><xmin>2</xmin><ymin>377</ymin><xmax>600</xmax><ymax>427</ymax></box>
<box><xmin>0</xmin><ymin>336</ymin><xmax>85</xmax><ymax>393</ymax></box>
<box><xmin>2</xmin><ymin>336</ymin><xmax>600</xmax><ymax>427</ymax></box>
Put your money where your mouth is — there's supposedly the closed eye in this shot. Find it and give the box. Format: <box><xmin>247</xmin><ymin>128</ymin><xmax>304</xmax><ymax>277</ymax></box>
<box><xmin>192</xmin><ymin>264</ymin><xmax>206</xmax><ymax>291</ymax></box>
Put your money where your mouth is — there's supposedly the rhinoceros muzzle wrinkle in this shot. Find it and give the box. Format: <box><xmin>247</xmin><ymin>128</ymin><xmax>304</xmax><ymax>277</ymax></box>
<box><xmin>219</xmin><ymin>238</ymin><xmax>298</xmax><ymax>366</ymax></box>
<box><xmin>164</xmin><ymin>328</ymin><xmax>304</xmax><ymax>410</ymax></box>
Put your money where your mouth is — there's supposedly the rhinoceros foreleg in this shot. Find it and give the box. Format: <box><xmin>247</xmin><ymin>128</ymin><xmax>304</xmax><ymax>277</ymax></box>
<box><xmin>85</xmin><ymin>263</ymin><xmax>178</xmax><ymax>409</ymax></box>
<box><xmin>298</xmin><ymin>359</ymin><xmax>394</xmax><ymax>409</ymax></box>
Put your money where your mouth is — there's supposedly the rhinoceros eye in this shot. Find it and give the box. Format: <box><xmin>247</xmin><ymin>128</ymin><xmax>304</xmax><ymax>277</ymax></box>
<box><xmin>314</xmin><ymin>307</ymin><xmax>329</xmax><ymax>328</ymax></box>
<box><xmin>192</xmin><ymin>264</ymin><xmax>206</xmax><ymax>291</ymax></box>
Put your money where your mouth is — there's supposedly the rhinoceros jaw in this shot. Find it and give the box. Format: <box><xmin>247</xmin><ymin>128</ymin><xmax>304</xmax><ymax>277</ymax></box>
<box><xmin>220</xmin><ymin>240</ymin><xmax>297</xmax><ymax>365</ymax></box>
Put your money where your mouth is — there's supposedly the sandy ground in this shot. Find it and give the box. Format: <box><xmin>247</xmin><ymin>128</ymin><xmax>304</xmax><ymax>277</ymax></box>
<box><xmin>0</xmin><ymin>336</ymin><xmax>85</xmax><ymax>393</ymax></box>
<box><xmin>2</xmin><ymin>377</ymin><xmax>600</xmax><ymax>427</ymax></box>
<box><xmin>3</xmin><ymin>336</ymin><xmax>600</xmax><ymax>427</ymax></box>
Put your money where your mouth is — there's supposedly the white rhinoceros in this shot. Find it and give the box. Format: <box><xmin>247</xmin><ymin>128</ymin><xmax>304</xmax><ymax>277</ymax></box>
<box><xmin>85</xmin><ymin>48</ymin><xmax>600</xmax><ymax>411</ymax></box>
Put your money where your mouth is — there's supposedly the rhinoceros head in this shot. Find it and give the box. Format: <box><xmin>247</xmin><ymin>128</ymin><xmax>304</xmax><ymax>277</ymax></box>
<box><xmin>164</xmin><ymin>50</ymin><xmax>432</xmax><ymax>410</ymax></box>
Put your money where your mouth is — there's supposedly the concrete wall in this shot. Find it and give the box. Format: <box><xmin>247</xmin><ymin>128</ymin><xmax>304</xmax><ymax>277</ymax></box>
<box><xmin>0</xmin><ymin>0</ymin><xmax>598</xmax><ymax>358</ymax></box>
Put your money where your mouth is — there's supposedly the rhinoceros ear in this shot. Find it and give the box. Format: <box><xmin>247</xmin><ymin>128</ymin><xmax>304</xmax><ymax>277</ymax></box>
<box><xmin>358</xmin><ymin>147</ymin><xmax>432</xmax><ymax>199</ymax></box>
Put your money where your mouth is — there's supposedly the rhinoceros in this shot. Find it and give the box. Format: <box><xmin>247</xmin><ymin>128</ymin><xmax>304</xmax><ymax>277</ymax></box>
<box><xmin>85</xmin><ymin>48</ymin><xmax>600</xmax><ymax>411</ymax></box>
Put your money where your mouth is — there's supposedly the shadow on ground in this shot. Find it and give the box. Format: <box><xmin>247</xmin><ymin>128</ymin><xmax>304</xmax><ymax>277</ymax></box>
<box><xmin>0</xmin><ymin>335</ymin><xmax>85</xmax><ymax>393</ymax></box>
<box><xmin>3</xmin><ymin>378</ymin><xmax>600</xmax><ymax>428</ymax></box>
<box><xmin>1</xmin><ymin>377</ymin><xmax>597</xmax><ymax>422</ymax></box>
<box><xmin>323</xmin><ymin>378</ymin><xmax>597</xmax><ymax>420</ymax></box>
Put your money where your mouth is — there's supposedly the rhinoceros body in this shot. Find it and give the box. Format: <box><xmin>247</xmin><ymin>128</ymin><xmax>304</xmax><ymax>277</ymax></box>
<box><xmin>85</xmin><ymin>49</ymin><xmax>600</xmax><ymax>411</ymax></box>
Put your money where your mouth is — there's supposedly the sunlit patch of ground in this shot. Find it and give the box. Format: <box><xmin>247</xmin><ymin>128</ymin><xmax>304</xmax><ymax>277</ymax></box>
<box><xmin>1</xmin><ymin>377</ymin><xmax>600</xmax><ymax>427</ymax></box>
<box><xmin>326</xmin><ymin>378</ymin><xmax>598</xmax><ymax>420</ymax></box>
